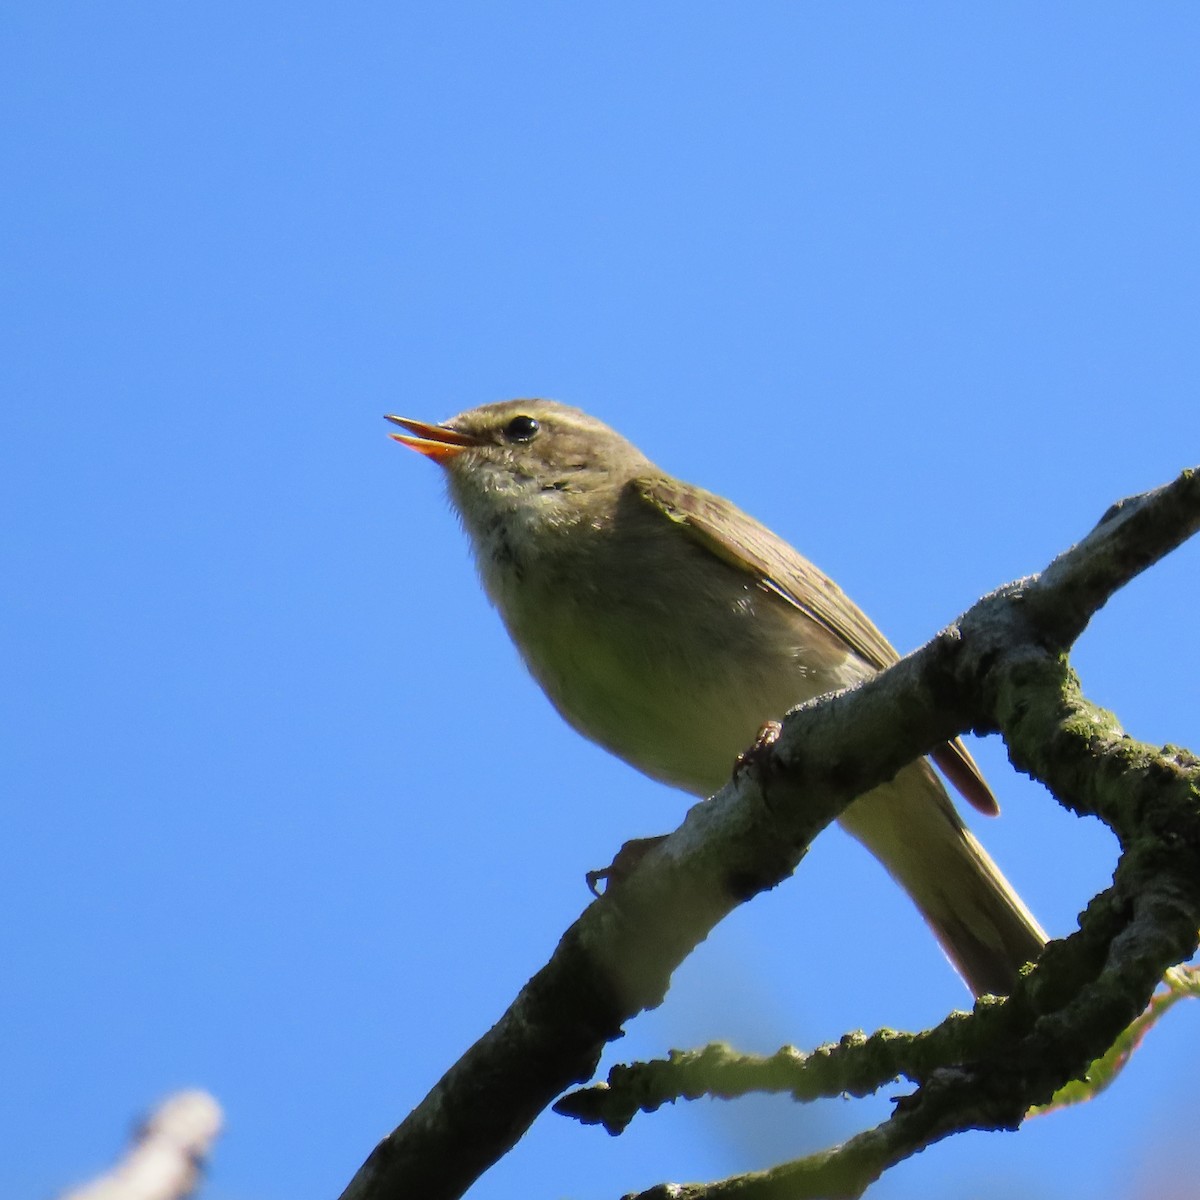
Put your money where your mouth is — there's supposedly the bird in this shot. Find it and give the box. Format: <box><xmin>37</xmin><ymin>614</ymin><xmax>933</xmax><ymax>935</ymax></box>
<box><xmin>387</xmin><ymin>398</ymin><xmax>1047</xmax><ymax>996</ymax></box>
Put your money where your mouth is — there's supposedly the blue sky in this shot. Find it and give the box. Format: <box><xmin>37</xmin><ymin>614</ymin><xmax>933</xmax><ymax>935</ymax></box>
<box><xmin>3</xmin><ymin>5</ymin><xmax>1198</xmax><ymax>1199</ymax></box>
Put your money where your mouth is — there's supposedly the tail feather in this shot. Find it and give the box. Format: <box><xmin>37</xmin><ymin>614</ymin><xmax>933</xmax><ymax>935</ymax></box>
<box><xmin>839</xmin><ymin>760</ymin><xmax>1047</xmax><ymax>997</ymax></box>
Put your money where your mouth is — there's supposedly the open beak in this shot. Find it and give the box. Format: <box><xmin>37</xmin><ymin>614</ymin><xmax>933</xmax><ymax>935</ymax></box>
<box><xmin>384</xmin><ymin>415</ymin><xmax>479</xmax><ymax>463</ymax></box>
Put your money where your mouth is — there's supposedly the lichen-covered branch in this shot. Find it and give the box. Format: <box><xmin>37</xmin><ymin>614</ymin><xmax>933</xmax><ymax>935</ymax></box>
<box><xmin>554</xmin><ymin>1008</ymin><xmax>1011</xmax><ymax>1134</ymax></box>
<box><xmin>338</xmin><ymin>468</ymin><xmax>1200</xmax><ymax>1200</ymax></box>
<box><xmin>613</xmin><ymin>662</ymin><xmax>1200</xmax><ymax>1199</ymax></box>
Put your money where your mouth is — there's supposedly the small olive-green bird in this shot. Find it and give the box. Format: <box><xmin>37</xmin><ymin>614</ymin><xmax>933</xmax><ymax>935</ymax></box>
<box><xmin>387</xmin><ymin>399</ymin><xmax>1046</xmax><ymax>996</ymax></box>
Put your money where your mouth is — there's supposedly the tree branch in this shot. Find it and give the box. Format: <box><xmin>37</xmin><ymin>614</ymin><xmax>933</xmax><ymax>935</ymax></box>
<box><xmin>337</xmin><ymin>467</ymin><xmax>1200</xmax><ymax>1200</ymax></box>
<box><xmin>608</xmin><ymin>659</ymin><xmax>1200</xmax><ymax>1199</ymax></box>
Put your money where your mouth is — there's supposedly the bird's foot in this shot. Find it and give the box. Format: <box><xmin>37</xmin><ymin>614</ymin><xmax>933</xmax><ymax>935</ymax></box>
<box><xmin>733</xmin><ymin>720</ymin><xmax>783</xmax><ymax>782</ymax></box>
<box><xmin>585</xmin><ymin>835</ymin><xmax>668</xmax><ymax>897</ymax></box>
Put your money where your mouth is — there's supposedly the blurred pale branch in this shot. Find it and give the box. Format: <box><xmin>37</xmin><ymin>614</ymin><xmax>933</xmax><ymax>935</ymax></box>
<box><xmin>338</xmin><ymin>468</ymin><xmax>1200</xmax><ymax>1200</ymax></box>
<box><xmin>60</xmin><ymin>1091</ymin><xmax>222</xmax><ymax>1200</ymax></box>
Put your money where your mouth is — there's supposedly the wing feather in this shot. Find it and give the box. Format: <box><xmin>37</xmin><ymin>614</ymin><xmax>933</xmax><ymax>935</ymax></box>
<box><xmin>632</xmin><ymin>475</ymin><xmax>998</xmax><ymax>815</ymax></box>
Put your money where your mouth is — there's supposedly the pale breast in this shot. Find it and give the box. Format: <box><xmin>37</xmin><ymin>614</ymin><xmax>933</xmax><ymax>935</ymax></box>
<box><xmin>479</xmin><ymin>517</ymin><xmax>865</xmax><ymax>798</ymax></box>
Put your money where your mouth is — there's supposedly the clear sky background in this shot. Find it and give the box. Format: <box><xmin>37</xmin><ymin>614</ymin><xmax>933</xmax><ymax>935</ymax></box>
<box><xmin>3</xmin><ymin>5</ymin><xmax>1199</xmax><ymax>1199</ymax></box>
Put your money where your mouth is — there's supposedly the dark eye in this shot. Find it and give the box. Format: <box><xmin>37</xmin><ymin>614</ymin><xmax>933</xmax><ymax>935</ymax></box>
<box><xmin>503</xmin><ymin>415</ymin><xmax>540</xmax><ymax>442</ymax></box>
